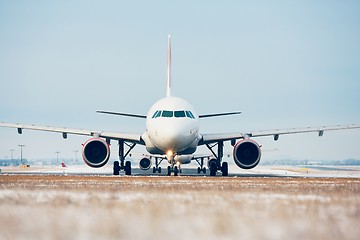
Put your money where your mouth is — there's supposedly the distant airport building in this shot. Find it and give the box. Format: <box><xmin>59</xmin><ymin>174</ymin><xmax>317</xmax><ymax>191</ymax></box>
<box><xmin>0</xmin><ymin>159</ymin><xmax>23</xmax><ymax>166</ymax></box>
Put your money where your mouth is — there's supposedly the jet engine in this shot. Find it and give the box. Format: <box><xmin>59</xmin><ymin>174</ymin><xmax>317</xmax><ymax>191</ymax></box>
<box><xmin>139</xmin><ymin>157</ymin><xmax>152</xmax><ymax>170</ymax></box>
<box><xmin>233</xmin><ymin>139</ymin><xmax>261</xmax><ymax>169</ymax></box>
<box><xmin>82</xmin><ymin>138</ymin><xmax>110</xmax><ymax>168</ymax></box>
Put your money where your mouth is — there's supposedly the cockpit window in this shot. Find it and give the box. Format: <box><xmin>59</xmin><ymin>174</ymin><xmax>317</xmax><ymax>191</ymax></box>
<box><xmin>155</xmin><ymin>110</ymin><xmax>162</xmax><ymax>118</ymax></box>
<box><xmin>152</xmin><ymin>110</ymin><xmax>195</xmax><ymax>119</ymax></box>
<box><xmin>185</xmin><ymin>111</ymin><xmax>195</xmax><ymax>119</ymax></box>
<box><xmin>162</xmin><ymin>110</ymin><xmax>173</xmax><ymax>118</ymax></box>
<box><xmin>174</xmin><ymin>111</ymin><xmax>186</xmax><ymax>118</ymax></box>
<box><xmin>152</xmin><ymin>111</ymin><xmax>159</xmax><ymax>118</ymax></box>
<box><xmin>152</xmin><ymin>110</ymin><xmax>162</xmax><ymax>118</ymax></box>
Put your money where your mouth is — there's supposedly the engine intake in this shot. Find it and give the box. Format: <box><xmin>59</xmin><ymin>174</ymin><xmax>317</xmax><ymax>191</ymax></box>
<box><xmin>139</xmin><ymin>157</ymin><xmax>152</xmax><ymax>170</ymax></box>
<box><xmin>233</xmin><ymin>139</ymin><xmax>261</xmax><ymax>169</ymax></box>
<box><xmin>82</xmin><ymin>138</ymin><xmax>110</xmax><ymax>168</ymax></box>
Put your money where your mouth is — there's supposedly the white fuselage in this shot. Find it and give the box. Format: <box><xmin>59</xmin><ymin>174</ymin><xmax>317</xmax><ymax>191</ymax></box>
<box><xmin>141</xmin><ymin>97</ymin><xmax>201</xmax><ymax>164</ymax></box>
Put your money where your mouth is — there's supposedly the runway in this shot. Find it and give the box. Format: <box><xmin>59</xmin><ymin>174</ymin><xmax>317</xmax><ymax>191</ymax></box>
<box><xmin>1</xmin><ymin>166</ymin><xmax>360</xmax><ymax>240</ymax></box>
<box><xmin>2</xmin><ymin>164</ymin><xmax>360</xmax><ymax>178</ymax></box>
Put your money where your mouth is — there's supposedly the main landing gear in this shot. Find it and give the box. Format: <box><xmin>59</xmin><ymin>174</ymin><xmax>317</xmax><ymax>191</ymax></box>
<box><xmin>195</xmin><ymin>157</ymin><xmax>207</xmax><ymax>174</ymax></box>
<box><xmin>113</xmin><ymin>140</ymin><xmax>136</xmax><ymax>176</ymax></box>
<box><xmin>208</xmin><ymin>161</ymin><xmax>228</xmax><ymax>176</ymax></box>
<box><xmin>152</xmin><ymin>157</ymin><xmax>163</xmax><ymax>174</ymax></box>
<box><xmin>207</xmin><ymin>161</ymin><xmax>228</xmax><ymax>177</ymax></box>
<box><xmin>205</xmin><ymin>141</ymin><xmax>229</xmax><ymax>177</ymax></box>
<box><xmin>113</xmin><ymin>160</ymin><xmax>131</xmax><ymax>176</ymax></box>
<box><xmin>194</xmin><ymin>155</ymin><xmax>228</xmax><ymax>177</ymax></box>
<box><xmin>195</xmin><ymin>159</ymin><xmax>228</xmax><ymax>176</ymax></box>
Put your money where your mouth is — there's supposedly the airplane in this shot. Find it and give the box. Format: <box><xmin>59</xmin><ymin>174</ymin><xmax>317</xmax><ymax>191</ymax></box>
<box><xmin>1</xmin><ymin>35</ymin><xmax>360</xmax><ymax>176</ymax></box>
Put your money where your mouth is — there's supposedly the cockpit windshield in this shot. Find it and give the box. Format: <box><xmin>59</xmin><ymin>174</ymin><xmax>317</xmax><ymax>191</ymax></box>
<box><xmin>162</xmin><ymin>110</ymin><xmax>173</xmax><ymax>118</ymax></box>
<box><xmin>152</xmin><ymin>110</ymin><xmax>195</xmax><ymax>119</ymax></box>
<box><xmin>174</xmin><ymin>111</ymin><xmax>186</xmax><ymax>118</ymax></box>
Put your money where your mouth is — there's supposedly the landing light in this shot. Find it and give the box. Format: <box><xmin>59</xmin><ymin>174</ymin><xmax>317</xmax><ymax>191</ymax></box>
<box><xmin>166</xmin><ymin>150</ymin><xmax>174</xmax><ymax>159</ymax></box>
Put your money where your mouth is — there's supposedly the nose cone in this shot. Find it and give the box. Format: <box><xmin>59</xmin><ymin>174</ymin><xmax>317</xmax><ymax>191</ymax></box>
<box><xmin>153</xmin><ymin>122</ymin><xmax>196</xmax><ymax>153</ymax></box>
<box><xmin>162</xmin><ymin>126</ymin><xmax>190</xmax><ymax>150</ymax></box>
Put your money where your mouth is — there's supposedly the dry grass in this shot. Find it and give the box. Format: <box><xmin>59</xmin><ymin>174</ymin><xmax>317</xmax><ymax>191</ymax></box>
<box><xmin>0</xmin><ymin>175</ymin><xmax>359</xmax><ymax>240</ymax></box>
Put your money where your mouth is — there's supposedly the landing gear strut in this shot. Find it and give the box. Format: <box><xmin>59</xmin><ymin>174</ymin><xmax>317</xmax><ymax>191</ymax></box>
<box><xmin>113</xmin><ymin>140</ymin><xmax>136</xmax><ymax>176</ymax></box>
<box><xmin>152</xmin><ymin>157</ymin><xmax>163</xmax><ymax>173</ymax></box>
<box><xmin>195</xmin><ymin>157</ymin><xmax>207</xmax><ymax>174</ymax></box>
<box><xmin>206</xmin><ymin>141</ymin><xmax>228</xmax><ymax>176</ymax></box>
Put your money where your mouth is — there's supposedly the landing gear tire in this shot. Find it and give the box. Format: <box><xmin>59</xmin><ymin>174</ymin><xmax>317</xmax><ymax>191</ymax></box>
<box><xmin>124</xmin><ymin>161</ymin><xmax>132</xmax><ymax>176</ymax></box>
<box><xmin>221</xmin><ymin>162</ymin><xmax>228</xmax><ymax>176</ymax></box>
<box><xmin>209</xmin><ymin>162</ymin><xmax>217</xmax><ymax>176</ymax></box>
<box><xmin>197</xmin><ymin>167</ymin><xmax>206</xmax><ymax>174</ymax></box>
<box><xmin>167</xmin><ymin>166</ymin><xmax>171</xmax><ymax>176</ymax></box>
<box><xmin>174</xmin><ymin>166</ymin><xmax>179</xmax><ymax>176</ymax></box>
<box><xmin>113</xmin><ymin>161</ymin><xmax>120</xmax><ymax>175</ymax></box>
<box><xmin>153</xmin><ymin>166</ymin><xmax>162</xmax><ymax>174</ymax></box>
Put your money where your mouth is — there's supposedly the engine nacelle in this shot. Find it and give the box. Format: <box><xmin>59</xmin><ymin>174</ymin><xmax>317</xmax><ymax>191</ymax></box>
<box><xmin>82</xmin><ymin>138</ymin><xmax>110</xmax><ymax>168</ymax></box>
<box><xmin>233</xmin><ymin>139</ymin><xmax>261</xmax><ymax>169</ymax></box>
<box><xmin>139</xmin><ymin>157</ymin><xmax>152</xmax><ymax>170</ymax></box>
<box><xmin>207</xmin><ymin>158</ymin><xmax>218</xmax><ymax>169</ymax></box>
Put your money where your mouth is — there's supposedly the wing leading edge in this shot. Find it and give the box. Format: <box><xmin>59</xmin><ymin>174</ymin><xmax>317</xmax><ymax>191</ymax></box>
<box><xmin>0</xmin><ymin>122</ymin><xmax>144</xmax><ymax>144</ymax></box>
<box><xmin>199</xmin><ymin>124</ymin><xmax>360</xmax><ymax>145</ymax></box>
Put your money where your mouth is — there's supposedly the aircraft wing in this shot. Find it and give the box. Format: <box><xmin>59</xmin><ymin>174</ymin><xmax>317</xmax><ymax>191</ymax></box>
<box><xmin>0</xmin><ymin>122</ymin><xmax>144</xmax><ymax>144</ymax></box>
<box><xmin>199</xmin><ymin>124</ymin><xmax>360</xmax><ymax>145</ymax></box>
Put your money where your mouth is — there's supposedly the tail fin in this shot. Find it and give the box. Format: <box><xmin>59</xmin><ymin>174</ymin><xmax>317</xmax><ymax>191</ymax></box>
<box><xmin>61</xmin><ymin>162</ymin><xmax>67</xmax><ymax>168</ymax></box>
<box><xmin>166</xmin><ymin>34</ymin><xmax>171</xmax><ymax>97</ymax></box>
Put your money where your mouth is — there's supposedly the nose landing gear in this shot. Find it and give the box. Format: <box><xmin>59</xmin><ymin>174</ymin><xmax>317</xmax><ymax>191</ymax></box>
<box><xmin>167</xmin><ymin>160</ymin><xmax>181</xmax><ymax>176</ymax></box>
<box><xmin>167</xmin><ymin>166</ymin><xmax>180</xmax><ymax>176</ymax></box>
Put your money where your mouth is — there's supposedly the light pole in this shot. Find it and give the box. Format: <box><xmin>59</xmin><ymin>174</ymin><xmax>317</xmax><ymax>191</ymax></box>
<box><xmin>18</xmin><ymin>145</ymin><xmax>25</xmax><ymax>165</ymax></box>
<box><xmin>55</xmin><ymin>151</ymin><xmax>60</xmax><ymax>166</ymax></box>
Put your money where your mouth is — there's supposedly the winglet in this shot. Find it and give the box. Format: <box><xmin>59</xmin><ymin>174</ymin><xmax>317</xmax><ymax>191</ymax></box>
<box><xmin>166</xmin><ymin>34</ymin><xmax>171</xmax><ymax>97</ymax></box>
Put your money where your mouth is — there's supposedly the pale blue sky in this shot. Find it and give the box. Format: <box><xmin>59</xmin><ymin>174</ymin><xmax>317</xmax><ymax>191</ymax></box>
<box><xmin>1</xmin><ymin>1</ymin><xmax>359</xmax><ymax>161</ymax></box>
